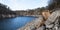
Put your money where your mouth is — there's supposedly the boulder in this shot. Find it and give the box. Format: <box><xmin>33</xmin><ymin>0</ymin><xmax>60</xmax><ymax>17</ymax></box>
<box><xmin>45</xmin><ymin>10</ymin><xmax>60</xmax><ymax>30</ymax></box>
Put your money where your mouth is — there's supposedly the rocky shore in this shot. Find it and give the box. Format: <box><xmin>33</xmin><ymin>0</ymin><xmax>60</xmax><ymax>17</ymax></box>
<box><xmin>17</xmin><ymin>15</ymin><xmax>44</xmax><ymax>30</ymax></box>
<box><xmin>0</xmin><ymin>14</ymin><xmax>17</xmax><ymax>19</ymax></box>
<box><xmin>17</xmin><ymin>9</ymin><xmax>60</xmax><ymax>30</ymax></box>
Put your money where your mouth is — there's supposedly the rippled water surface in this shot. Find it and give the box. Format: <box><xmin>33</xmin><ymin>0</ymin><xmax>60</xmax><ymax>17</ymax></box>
<box><xmin>0</xmin><ymin>16</ymin><xmax>36</xmax><ymax>30</ymax></box>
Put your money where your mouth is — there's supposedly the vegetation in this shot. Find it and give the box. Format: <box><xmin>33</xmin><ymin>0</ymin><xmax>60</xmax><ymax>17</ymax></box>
<box><xmin>48</xmin><ymin>0</ymin><xmax>60</xmax><ymax>10</ymax></box>
<box><xmin>0</xmin><ymin>3</ymin><xmax>16</xmax><ymax>15</ymax></box>
<box><xmin>1</xmin><ymin>0</ymin><xmax>60</xmax><ymax>16</ymax></box>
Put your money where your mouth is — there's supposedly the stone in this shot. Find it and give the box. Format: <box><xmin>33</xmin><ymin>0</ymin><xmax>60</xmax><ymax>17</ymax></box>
<box><xmin>17</xmin><ymin>15</ymin><xmax>44</xmax><ymax>30</ymax></box>
<box><xmin>45</xmin><ymin>10</ymin><xmax>60</xmax><ymax>30</ymax></box>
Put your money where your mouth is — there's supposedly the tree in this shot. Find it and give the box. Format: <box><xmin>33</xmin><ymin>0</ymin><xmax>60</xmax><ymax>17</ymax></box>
<box><xmin>48</xmin><ymin>0</ymin><xmax>60</xmax><ymax>10</ymax></box>
<box><xmin>0</xmin><ymin>3</ymin><xmax>16</xmax><ymax>15</ymax></box>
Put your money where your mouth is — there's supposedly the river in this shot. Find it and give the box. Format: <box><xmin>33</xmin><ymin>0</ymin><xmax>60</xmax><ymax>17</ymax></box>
<box><xmin>0</xmin><ymin>16</ymin><xmax>36</xmax><ymax>30</ymax></box>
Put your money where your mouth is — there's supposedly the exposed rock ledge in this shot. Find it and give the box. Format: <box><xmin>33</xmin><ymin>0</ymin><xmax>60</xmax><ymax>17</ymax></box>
<box><xmin>0</xmin><ymin>14</ymin><xmax>16</xmax><ymax>19</ymax></box>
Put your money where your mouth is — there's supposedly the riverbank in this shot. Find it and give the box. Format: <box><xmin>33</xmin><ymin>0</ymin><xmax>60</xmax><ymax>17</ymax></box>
<box><xmin>17</xmin><ymin>15</ymin><xmax>44</xmax><ymax>30</ymax></box>
<box><xmin>0</xmin><ymin>14</ymin><xmax>17</xmax><ymax>19</ymax></box>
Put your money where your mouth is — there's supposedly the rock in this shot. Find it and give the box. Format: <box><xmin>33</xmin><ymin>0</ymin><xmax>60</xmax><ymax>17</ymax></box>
<box><xmin>36</xmin><ymin>25</ymin><xmax>46</xmax><ymax>30</ymax></box>
<box><xmin>45</xmin><ymin>10</ymin><xmax>60</xmax><ymax>30</ymax></box>
<box><xmin>0</xmin><ymin>14</ymin><xmax>16</xmax><ymax>19</ymax></box>
<box><xmin>17</xmin><ymin>15</ymin><xmax>44</xmax><ymax>30</ymax></box>
<box><xmin>18</xmin><ymin>9</ymin><xmax>60</xmax><ymax>30</ymax></box>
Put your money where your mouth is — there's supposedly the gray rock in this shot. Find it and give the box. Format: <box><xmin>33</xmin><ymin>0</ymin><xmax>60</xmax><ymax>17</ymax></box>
<box><xmin>45</xmin><ymin>10</ymin><xmax>60</xmax><ymax>30</ymax></box>
<box><xmin>17</xmin><ymin>15</ymin><xmax>44</xmax><ymax>30</ymax></box>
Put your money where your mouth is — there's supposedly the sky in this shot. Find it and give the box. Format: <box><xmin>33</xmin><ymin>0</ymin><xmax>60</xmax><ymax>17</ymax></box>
<box><xmin>0</xmin><ymin>0</ymin><xmax>49</xmax><ymax>11</ymax></box>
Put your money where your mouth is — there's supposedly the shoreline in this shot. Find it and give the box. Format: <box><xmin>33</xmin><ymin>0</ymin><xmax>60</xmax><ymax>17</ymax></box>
<box><xmin>0</xmin><ymin>14</ymin><xmax>17</xmax><ymax>19</ymax></box>
<box><xmin>17</xmin><ymin>15</ymin><xmax>43</xmax><ymax>30</ymax></box>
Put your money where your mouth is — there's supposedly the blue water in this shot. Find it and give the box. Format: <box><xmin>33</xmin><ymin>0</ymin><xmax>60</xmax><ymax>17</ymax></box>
<box><xmin>0</xmin><ymin>16</ymin><xmax>36</xmax><ymax>30</ymax></box>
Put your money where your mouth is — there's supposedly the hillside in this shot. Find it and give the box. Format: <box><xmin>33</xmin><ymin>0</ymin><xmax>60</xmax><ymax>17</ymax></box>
<box><xmin>0</xmin><ymin>3</ymin><xmax>16</xmax><ymax>19</ymax></box>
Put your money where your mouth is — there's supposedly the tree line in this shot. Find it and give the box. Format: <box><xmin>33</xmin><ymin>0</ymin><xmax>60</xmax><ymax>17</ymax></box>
<box><xmin>48</xmin><ymin>0</ymin><xmax>60</xmax><ymax>10</ymax></box>
<box><xmin>0</xmin><ymin>0</ymin><xmax>60</xmax><ymax>15</ymax></box>
<box><xmin>0</xmin><ymin>3</ymin><xmax>16</xmax><ymax>15</ymax></box>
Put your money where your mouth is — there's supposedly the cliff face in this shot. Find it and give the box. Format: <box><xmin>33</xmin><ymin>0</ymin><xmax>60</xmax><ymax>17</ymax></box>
<box><xmin>45</xmin><ymin>10</ymin><xmax>60</xmax><ymax>30</ymax></box>
<box><xmin>15</xmin><ymin>7</ymin><xmax>47</xmax><ymax>16</ymax></box>
<box><xmin>15</xmin><ymin>10</ymin><xmax>42</xmax><ymax>16</ymax></box>
<box><xmin>0</xmin><ymin>10</ymin><xmax>16</xmax><ymax>19</ymax></box>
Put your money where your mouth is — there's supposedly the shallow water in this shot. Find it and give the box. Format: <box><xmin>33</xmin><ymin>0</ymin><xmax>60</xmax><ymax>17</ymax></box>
<box><xmin>0</xmin><ymin>16</ymin><xmax>36</xmax><ymax>30</ymax></box>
